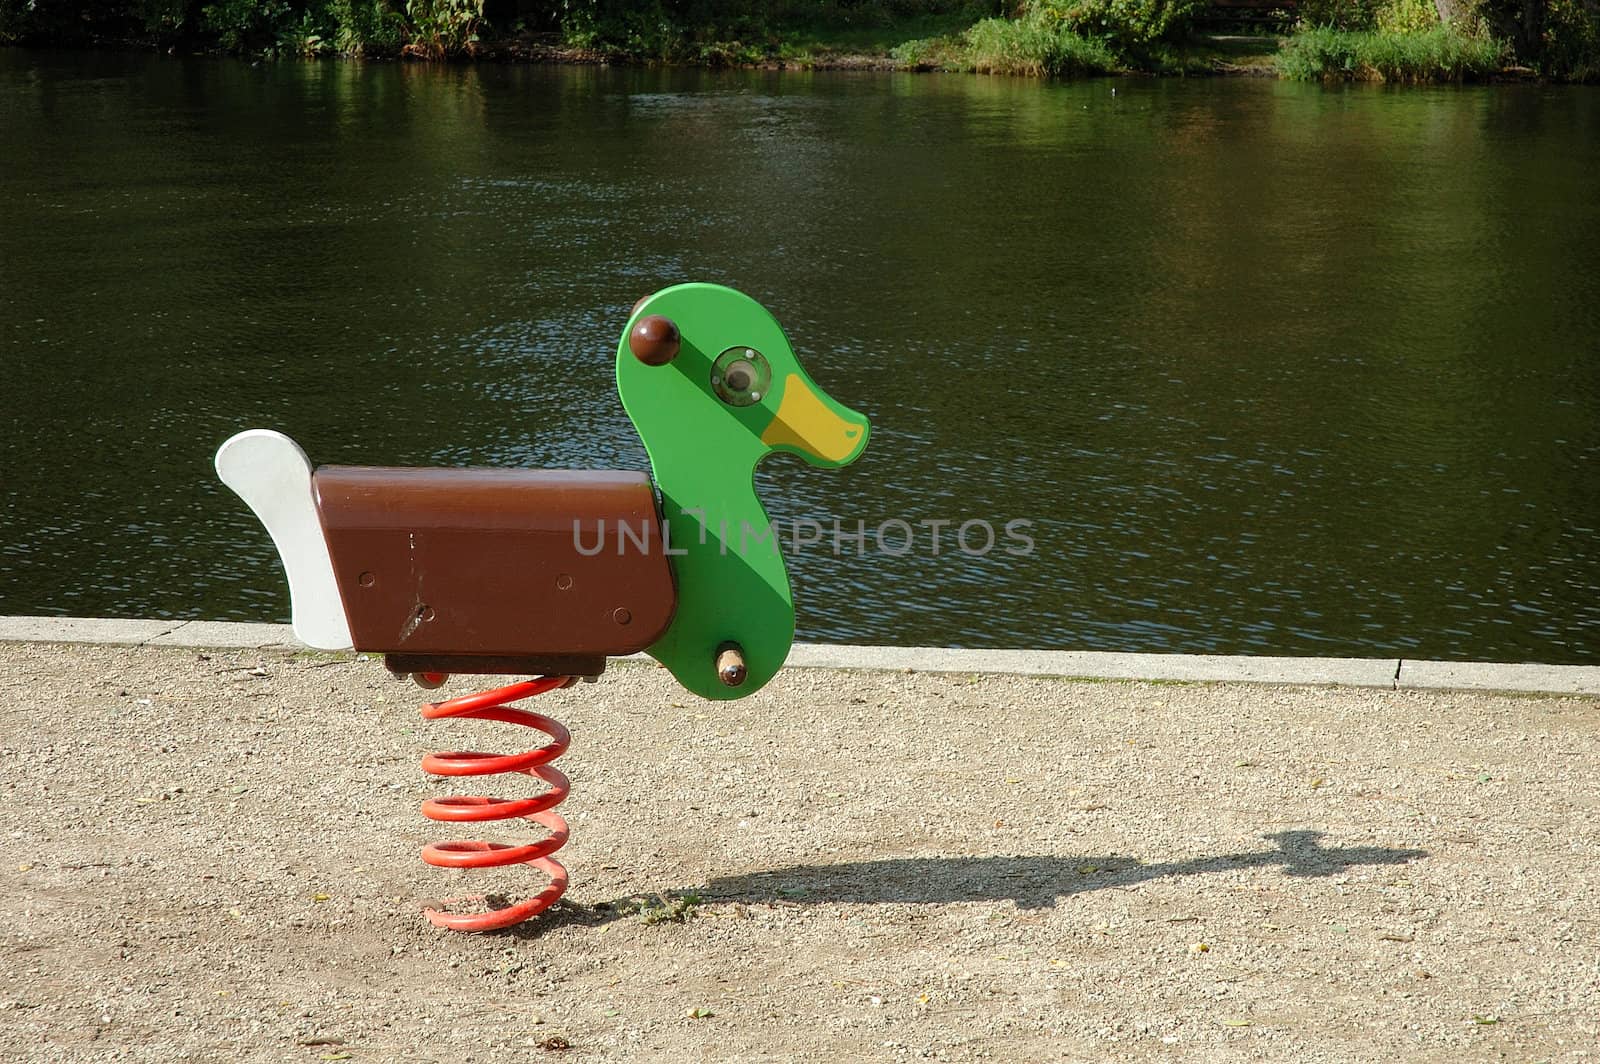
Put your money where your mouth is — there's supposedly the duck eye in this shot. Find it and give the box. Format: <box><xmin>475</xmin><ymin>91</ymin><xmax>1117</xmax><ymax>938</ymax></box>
<box><xmin>711</xmin><ymin>347</ymin><xmax>771</xmax><ymax>407</ymax></box>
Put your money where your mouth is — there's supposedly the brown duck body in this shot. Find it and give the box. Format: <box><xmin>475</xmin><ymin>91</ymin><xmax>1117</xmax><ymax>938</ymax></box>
<box><xmin>312</xmin><ymin>466</ymin><xmax>677</xmax><ymax>677</ymax></box>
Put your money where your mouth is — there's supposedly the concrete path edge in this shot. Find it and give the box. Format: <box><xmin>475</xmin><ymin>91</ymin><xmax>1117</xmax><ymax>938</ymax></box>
<box><xmin>1</xmin><ymin>615</ymin><xmax>1596</xmax><ymax>695</ymax></box>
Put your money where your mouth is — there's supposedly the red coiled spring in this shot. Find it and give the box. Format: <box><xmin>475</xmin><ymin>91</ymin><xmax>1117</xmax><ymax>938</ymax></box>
<box><xmin>418</xmin><ymin>675</ymin><xmax>573</xmax><ymax>932</ymax></box>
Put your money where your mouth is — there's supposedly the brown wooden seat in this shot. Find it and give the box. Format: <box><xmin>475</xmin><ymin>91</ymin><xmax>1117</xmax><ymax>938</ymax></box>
<box><xmin>313</xmin><ymin>466</ymin><xmax>676</xmax><ymax>675</ymax></box>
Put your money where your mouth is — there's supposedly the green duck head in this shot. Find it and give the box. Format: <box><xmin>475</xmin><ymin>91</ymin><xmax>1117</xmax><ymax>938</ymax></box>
<box><xmin>616</xmin><ymin>283</ymin><xmax>870</xmax><ymax>699</ymax></box>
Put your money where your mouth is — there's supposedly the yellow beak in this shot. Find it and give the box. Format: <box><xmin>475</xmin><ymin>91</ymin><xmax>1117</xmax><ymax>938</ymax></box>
<box><xmin>760</xmin><ymin>373</ymin><xmax>868</xmax><ymax>466</ymax></box>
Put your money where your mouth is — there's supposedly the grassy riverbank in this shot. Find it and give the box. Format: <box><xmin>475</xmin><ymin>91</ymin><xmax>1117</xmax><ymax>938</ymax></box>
<box><xmin>1276</xmin><ymin>24</ymin><xmax>1504</xmax><ymax>80</ymax></box>
<box><xmin>1</xmin><ymin>0</ymin><xmax>1594</xmax><ymax>81</ymax></box>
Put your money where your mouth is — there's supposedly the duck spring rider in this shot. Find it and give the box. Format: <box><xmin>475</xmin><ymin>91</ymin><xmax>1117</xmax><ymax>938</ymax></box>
<box><xmin>215</xmin><ymin>284</ymin><xmax>870</xmax><ymax>932</ymax></box>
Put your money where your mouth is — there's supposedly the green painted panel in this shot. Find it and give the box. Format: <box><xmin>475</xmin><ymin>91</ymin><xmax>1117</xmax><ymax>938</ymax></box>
<box><xmin>616</xmin><ymin>284</ymin><xmax>870</xmax><ymax>699</ymax></box>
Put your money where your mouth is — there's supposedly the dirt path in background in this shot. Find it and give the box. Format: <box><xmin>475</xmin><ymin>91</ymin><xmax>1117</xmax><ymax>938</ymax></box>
<box><xmin>1</xmin><ymin>643</ymin><xmax>1596</xmax><ymax>1062</ymax></box>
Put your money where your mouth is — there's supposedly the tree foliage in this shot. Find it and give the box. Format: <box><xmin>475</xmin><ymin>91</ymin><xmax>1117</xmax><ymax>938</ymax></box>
<box><xmin>1289</xmin><ymin>0</ymin><xmax>1597</xmax><ymax>77</ymax></box>
<box><xmin>1478</xmin><ymin>0</ymin><xmax>1600</xmax><ymax>75</ymax></box>
<box><xmin>0</xmin><ymin>0</ymin><xmax>511</xmax><ymax>53</ymax></box>
<box><xmin>0</xmin><ymin>0</ymin><xmax>995</xmax><ymax>56</ymax></box>
<box><xmin>0</xmin><ymin>0</ymin><xmax>1593</xmax><ymax>76</ymax></box>
<box><xmin>1030</xmin><ymin>0</ymin><xmax>1208</xmax><ymax>51</ymax></box>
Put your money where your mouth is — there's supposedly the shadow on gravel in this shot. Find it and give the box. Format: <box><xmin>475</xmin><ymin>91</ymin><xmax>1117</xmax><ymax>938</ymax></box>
<box><xmin>493</xmin><ymin>830</ymin><xmax>1427</xmax><ymax>935</ymax></box>
<box><xmin>697</xmin><ymin>831</ymin><xmax>1426</xmax><ymax>910</ymax></box>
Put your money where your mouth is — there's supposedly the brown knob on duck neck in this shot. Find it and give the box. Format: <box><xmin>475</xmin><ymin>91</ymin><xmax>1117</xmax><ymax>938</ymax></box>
<box><xmin>716</xmin><ymin>642</ymin><xmax>747</xmax><ymax>688</ymax></box>
<box><xmin>629</xmin><ymin>315</ymin><xmax>680</xmax><ymax>366</ymax></box>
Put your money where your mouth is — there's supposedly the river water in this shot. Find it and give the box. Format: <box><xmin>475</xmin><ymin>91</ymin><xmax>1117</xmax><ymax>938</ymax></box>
<box><xmin>3</xmin><ymin>49</ymin><xmax>1597</xmax><ymax>661</ymax></box>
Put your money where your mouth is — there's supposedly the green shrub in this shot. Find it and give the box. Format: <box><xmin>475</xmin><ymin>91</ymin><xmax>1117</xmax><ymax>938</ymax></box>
<box><xmin>555</xmin><ymin>0</ymin><xmax>768</xmax><ymax>59</ymax></box>
<box><xmin>1530</xmin><ymin>0</ymin><xmax>1600</xmax><ymax>78</ymax></box>
<box><xmin>402</xmin><ymin>0</ymin><xmax>482</xmax><ymax>58</ymax></box>
<box><xmin>1277</xmin><ymin>23</ymin><xmax>1504</xmax><ymax>79</ymax></box>
<box><xmin>1375</xmin><ymin>0</ymin><xmax>1439</xmax><ymax>32</ymax></box>
<box><xmin>1293</xmin><ymin>0</ymin><xmax>1383</xmax><ymax>29</ymax></box>
<box><xmin>198</xmin><ymin>0</ymin><xmax>411</xmax><ymax>57</ymax></box>
<box><xmin>201</xmin><ymin>0</ymin><xmax>297</xmax><ymax>51</ymax></box>
<box><xmin>696</xmin><ymin>36</ymin><xmax>766</xmax><ymax>63</ymax></box>
<box><xmin>1408</xmin><ymin>0</ymin><xmax>1597</xmax><ymax>77</ymax></box>
<box><xmin>963</xmin><ymin>9</ymin><xmax>1118</xmax><ymax>74</ymax></box>
<box><xmin>277</xmin><ymin>8</ymin><xmax>331</xmax><ymax>52</ymax></box>
<box><xmin>957</xmin><ymin>0</ymin><xmax>1195</xmax><ymax>73</ymax></box>
<box><xmin>891</xmin><ymin>32</ymin><xmax>967</xmax><ymax>66</ymax></box>
<box><xmin>1030</xmin><ymin>0</ymin><xmax>1207</xmax><ymax>52</ymax></box>
<box><xmin>329</xmin><ymin>0</ymin><xmax>405</xmax><ymax>54</ymax></box>
<box><xmin>119</xmin><ymin>0</ymin><xmax>479</xmax><ymax>57</ymax></box>
<box><xmin>136</xmin><ymin>0</ymin><xmax>202</xmax><ymax>42</ymax></box>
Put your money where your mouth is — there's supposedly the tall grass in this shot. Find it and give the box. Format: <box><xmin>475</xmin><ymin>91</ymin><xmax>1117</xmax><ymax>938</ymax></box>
<box><xmin>1277</xmin><ymin>25</ymin><xmax>1503</xmax><ymax>81</ymax></box>
<box><xmin>959</xmin><ymin>11</ymin><xmax>1118</xmax><ymax>76</ymax></box>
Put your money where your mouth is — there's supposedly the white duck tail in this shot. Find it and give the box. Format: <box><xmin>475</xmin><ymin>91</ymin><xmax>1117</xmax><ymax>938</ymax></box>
<box><xmin>215</xmin><ymin>430</ymin><xmax>353</xmax><ymax>650</ymax></box>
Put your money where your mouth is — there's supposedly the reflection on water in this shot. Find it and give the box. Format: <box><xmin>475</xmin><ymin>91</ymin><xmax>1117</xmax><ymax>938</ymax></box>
<box><xmin>2</xmin><ymin>52</ymin><xmax>1597</xmax><ymax>662</ymax></box>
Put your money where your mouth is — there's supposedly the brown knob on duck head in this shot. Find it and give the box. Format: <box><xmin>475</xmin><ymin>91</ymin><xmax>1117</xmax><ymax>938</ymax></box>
<box><xmin>628</xmin><ymin>315</ymin><xmax>680</xmax><ymax>366</ymax></box>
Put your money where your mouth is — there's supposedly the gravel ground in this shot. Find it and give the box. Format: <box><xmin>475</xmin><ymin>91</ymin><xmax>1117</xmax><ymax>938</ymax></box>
<box><xmin>0</xmin><ymin>641</ymin><xmax>1596</xmax><ymax>1062</ymax></box>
